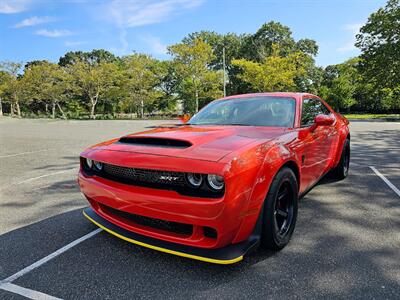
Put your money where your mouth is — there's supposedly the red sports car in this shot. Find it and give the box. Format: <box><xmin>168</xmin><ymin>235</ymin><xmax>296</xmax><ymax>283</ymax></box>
<box><xmin>79</xmin><ymin>92</ymin><xmax>350</xmax><ymax>264</ymax></box>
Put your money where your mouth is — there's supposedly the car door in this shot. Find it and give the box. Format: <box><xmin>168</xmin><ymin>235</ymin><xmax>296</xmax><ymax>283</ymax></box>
<box><xmin>299</xmin><ymin>98</ymin><xmax>336</xmax><ymax>190</ymax></box>
<box><xmin>312</xmin><ymin>98</ymin><xmax>337</xmax><ymax>172</ymax></box>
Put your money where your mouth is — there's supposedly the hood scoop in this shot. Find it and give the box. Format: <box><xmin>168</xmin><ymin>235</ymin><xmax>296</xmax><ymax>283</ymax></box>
<box><xmin>118</xmin><ymin>137</ymin><xmax>192</xmax><ymax>149</ymax></box>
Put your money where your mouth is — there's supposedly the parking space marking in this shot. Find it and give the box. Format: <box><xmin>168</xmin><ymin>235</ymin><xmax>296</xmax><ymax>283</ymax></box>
<box><xmin>13</xmin><ymin>169</ymin><xmax>77</xmax><ymax>185</ymax></box>
<box><xmin>0</xmin><ymin>149</ymin><xmax>53</xmax><ymax>159</ymax></box>
<box><xmin>2</xmin><ymin>228</ymin><xmax>102</xmax><ymax>283</ymax></box>
<box><xmin>370</xmin><ymin>166</ymin><xmax>400</xmax><ymax>198</ymax></box>
<box><xmin>0</xmin><ymin>168</ymin><xmax>77</xmax><ymax>191</ymax></box>
<box><xmin>0</xmin><ymin>282</ymin><xmax>61</xmax><ymax>300</ymax></box>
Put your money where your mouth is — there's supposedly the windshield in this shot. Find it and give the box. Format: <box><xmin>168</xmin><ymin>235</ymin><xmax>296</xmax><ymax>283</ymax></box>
<box><xmin>188</xmin><ymin>97</ymin><xmax>296</xmax><ymax>127</ymax></box>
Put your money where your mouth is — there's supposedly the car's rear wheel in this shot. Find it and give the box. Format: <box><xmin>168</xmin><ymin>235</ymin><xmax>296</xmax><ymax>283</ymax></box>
<box><xmin>261</xmin><ymin>167</ymin><xmax>298</xmax><ymax>251</ymax></box>
<box><xmin>331</xmin><ymin>138</ymin><xmax>350</xmax><ymax>180</ymax></box>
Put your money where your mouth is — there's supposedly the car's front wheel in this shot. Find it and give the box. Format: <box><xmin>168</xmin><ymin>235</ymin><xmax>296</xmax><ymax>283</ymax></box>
<box><xmin>261</xmin><ymin>167</ymin><xmax>298</xmax><ymax>251</ymax></box>
<box><xmin>331</xmin><ymin>138</ymin><xmax>350</xmax><ymax>180</ymax></box>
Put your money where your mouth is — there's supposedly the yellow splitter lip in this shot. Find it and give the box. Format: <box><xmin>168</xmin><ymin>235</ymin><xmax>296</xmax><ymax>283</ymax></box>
<box><xmin>83</xmin><ymin>207</ymin><xmax>259</xmax><ymax>265</ymax></box>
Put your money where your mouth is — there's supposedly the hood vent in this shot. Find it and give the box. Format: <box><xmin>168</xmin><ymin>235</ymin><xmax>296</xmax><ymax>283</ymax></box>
<box><xmin>118</xmin><ymin>137</ymin><xmax>192</xmax><ymax>148</ymax></box>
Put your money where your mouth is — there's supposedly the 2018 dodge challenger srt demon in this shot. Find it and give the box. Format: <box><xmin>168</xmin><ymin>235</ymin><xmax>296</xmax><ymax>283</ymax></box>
<box><xmin>79</xmin><ymin>92</ymin><xmax>350</xmax><ymax>264</ymax></box>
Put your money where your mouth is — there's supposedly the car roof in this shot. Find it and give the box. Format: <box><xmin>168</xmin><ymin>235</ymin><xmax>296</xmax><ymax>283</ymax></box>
<box><xmin>220</xmin><ymin>92</ymin><xmax>318</xmax><ymax>101</ymax></box>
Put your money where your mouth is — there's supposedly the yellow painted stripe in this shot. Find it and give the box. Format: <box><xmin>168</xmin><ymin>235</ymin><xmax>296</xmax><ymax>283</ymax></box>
<box><xmin>83</xmin><ymin>211</ymin><xmax>243</xmax><ymax>265</ymax></box>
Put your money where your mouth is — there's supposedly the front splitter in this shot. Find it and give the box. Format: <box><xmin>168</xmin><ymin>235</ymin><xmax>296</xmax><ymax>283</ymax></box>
<box><xmin>83</xmin><ymin>207</ymin><xmax>259</xmax><ymax>265</ymax></box>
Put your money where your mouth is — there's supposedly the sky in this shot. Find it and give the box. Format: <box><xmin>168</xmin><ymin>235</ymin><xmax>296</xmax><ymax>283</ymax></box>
<box><xmin>0</xmin><ymin>0</ymin><xmax>387</xmax><ymax>67</ymax></box>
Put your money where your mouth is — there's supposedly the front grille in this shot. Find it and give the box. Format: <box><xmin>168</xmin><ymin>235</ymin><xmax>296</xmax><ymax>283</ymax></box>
<box><xmin>101</xmin><ymin>204</ymin><xmax>193</xmax><ymax>236</ymax></box>
<box><xmin>80</xmin><ymin>158</ymin><xmax>224</xmax><ymax>198</ymax></box>
<box><xmin>102</xmin><ymin>164</ymin><xmax>186</xmax><ymax>186</ymax></box>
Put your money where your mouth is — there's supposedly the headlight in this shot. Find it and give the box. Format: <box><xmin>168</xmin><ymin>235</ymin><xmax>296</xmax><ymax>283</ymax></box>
<box><xmin>207</xmin><ymin>174</ymin><xmax>224</xmax><ymax>191</ymax></box>
<box><xmin>186</xmin><ymin>173</ymin><xmax>203</xmax><ymax>187</ymax></box>
<box><xmin>93</xmin><ymin>161</ymin><xmax>103</xmax><ymax>171</ymax></box>
<box><xmin>86</xmin><ymin>158</ymin><xmax>93</xmax><ymax>169</ymax></box>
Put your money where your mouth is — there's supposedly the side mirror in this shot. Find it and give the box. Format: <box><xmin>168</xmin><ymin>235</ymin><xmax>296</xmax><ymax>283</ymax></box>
<box><xmin>310</xmin><ymin>114</ymin><xmax>335</xmax><ymax>131</ymax></box>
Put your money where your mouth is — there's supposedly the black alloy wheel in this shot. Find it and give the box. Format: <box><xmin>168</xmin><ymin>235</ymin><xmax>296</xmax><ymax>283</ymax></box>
<box><xmin>332</xmin><ymin>138</ymin><xmax>350</xmax><ymax>180</ymax></box>
<box><xmin>261</xmin><ymin>167</ymin><xmax>298</xmax><ymax>250</ymax></box>
<box><xmin>274</xmin><ymin>180</ymin><xmax>295</xmax><ymax>238</ymax></box>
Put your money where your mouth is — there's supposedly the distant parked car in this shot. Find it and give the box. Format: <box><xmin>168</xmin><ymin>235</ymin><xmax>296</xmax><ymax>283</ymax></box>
<box><xmin>78</xmin><ymin>92</ymin><xmax>350</xmax><ymax>264</ymax></box>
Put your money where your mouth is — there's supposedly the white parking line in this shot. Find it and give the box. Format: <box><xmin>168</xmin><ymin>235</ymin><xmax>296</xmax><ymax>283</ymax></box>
<box><xmin>0</xmin><ymin>149</ymin><xmax>53</xmax><ymax>158</ymax></box>
<box><xmin>2</xmin><ymin>228</ymin><xmax>102</xmax><ymax>283</ymax></box>
<box><xmin>370</xmin><ymin>166</ymin><xmax>400</xmax><ymax>198</ymax></box>
<box><xmin>13</xmin><ymin>169</ymin><xmax>77</xmax><ymax>186</ymax></box>
<box><xmin>0</xmin><ymin>228</ymin><xmax>102</xmax><ymax>299</ymax></box>
<box><xmin>0</xmin><ymin>168</ymin><xmax>77</xmax><ymax>192</ymax></box>
<box><xmin>0</xmin><ymin>282</ymin><xmax>62</xmax><ymax>300</ymax></box>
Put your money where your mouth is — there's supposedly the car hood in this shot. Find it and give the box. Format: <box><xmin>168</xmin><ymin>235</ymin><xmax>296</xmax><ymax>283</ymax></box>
<box><xmin>91</xmin><ymin>125</ymin><xmax>287</xmax><ymax>162</ymax></box>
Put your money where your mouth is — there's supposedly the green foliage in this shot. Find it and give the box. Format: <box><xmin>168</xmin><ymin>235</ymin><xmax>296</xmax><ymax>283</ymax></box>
<box><xmin>0</xmin><ymin>62</ymin><xmax>24</xmax><ymax>117</ymax></box>
<box><xmin>169</xmin><ymin>38</ymin><xmax>223</xmax><ymax>112</ymax></box>
<box><xmin>356</xmin><ymin>0</ymin><xmax>400</xmax><ymax>89</ymax></box>
<box><xmin>242</xmin><ymin>21</ymin><xmax>297</xmax><ymax>60</ymax></box>
<box><xmin>68</xmin><ymin>61</ymin><xmax>119</xmax><ymax>119</ymax></box>
<box><xmin>232</xmin><ymin>45</ymin><xmax>306</xmax><ymax>92</ymax></box>
<box><xmin>59</xmin><ymin>49</ymin><xmax>117</xmax><ymax>67</ymax></box>
<box><xmin>319</xmin><ymin>58</ymin><xmax>360</xmax><ymax>111</ymax></box>
<box><xmin>1</xmin><ymin>3</ymin><xmax>399</xmax><ymax>119</ymax></box>
<box><xmin>22</xmin><ymin>61</ymin><xmax>72</xmax><ymax>118</ymax></box>
<box><xmin>119</xmin><ymin>53</ymin><xmax>163</xmax><ymax>117</ymax></box>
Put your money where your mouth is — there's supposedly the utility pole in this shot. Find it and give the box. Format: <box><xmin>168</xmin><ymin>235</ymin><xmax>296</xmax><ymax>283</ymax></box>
<box><xmin>223</xmin><ymin>47</ymin><xmax>226</xmax><ymax>97</ymax></box>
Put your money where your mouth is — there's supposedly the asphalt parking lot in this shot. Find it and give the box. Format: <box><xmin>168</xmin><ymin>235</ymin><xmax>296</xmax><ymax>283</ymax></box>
<box><xmin>0</xmin><ymin>118</ymin><xmax>399</xmax><ymax>299</ymax></box>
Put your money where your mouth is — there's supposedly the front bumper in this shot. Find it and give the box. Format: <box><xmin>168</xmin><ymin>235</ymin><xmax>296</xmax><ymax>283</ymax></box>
<box><xmin>78</xmin><ymin>168</ymin><xmax>252</xmax><ymax>248</ymax></box>
<box><xmin>83</xmin><ymin>207</ymin><xmax>260</xmax><ymax>264</ymax></box>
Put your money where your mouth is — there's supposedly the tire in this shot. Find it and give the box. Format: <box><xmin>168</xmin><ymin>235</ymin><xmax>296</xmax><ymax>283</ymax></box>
<box><xmin>331</xmin><ymin>139</ymin><xmax>350</xmax><ymax>180</ymax></box>
<box><xmin>261</xmin><ymin>167</ymin><xmax>298</xmax><ymax>251</ymax></box>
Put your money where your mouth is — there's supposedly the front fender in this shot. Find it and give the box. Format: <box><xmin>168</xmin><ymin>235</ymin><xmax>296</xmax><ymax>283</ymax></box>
<box><xmin>332</xmin><ymin>120</ymin><xmax>350</xmax><ymax>168</ymax></box>
<box><xmin>230</xmin><ymin>141</ymin><xmax>300</xmax><ymax>244</ymax></box>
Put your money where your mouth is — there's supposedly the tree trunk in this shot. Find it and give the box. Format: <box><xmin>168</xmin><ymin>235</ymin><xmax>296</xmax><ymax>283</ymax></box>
<box><xmin>0</xmin><ymin>97</ymin><xmax>3</xmax><ymax>117</ymax></box>
<box><xmin>140</xmin><ymin>100</ymin><xmax>144</xmax><ymax>119</ymax></box>
<box><xmin>57</xmin><ymin>103</ymin><xmax>66</xmax><ymax>119</ymax></box>
<box><xmin>195</xmin><ymin>88</ymin><xmax>199</xmax><ymax>113</ymax></box>
<box><xmin>90</xmin><ymin>97</ymin><xmax>97</xmax><ymax>119</ymax></box>
<box><xmin>10</xmin><ymin>102</ymin><xmax>14</xmax><ymax>117</ymax></box>
<box><xmin>45</xmin><ymin>104</ymin><xmax>48</xmax><ymax>114</ymax></box>
<box><xmin>52</xmin><ymin>101</ymin><xmax>56</xmax><ymax>119</ymax></box>
<box><xmin>90</xmin><ymin>104</ymin><xmax>95</xmax><ymax>119</ymax></box>
<box><xmin>15</xmin><ymin>101</ymin><xmax>21</xmax><ymax>118</ymax></box>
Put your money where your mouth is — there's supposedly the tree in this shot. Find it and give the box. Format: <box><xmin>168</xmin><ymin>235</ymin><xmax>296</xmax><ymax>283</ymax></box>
<box><xmin>242</xmin><ymin>21</ymin><xmax>296</xmax><ymax>61</ymax></box>
<box><xmin>296</xmin><ymin>39</ymin><xmax>319</xmax><ymax>56</ymax></box>
<box><xmin>119</xmin><ymin>54</ymin><xmax>162</xmax><ymax>118</ymax></box>
<box><xmin>319</xmin><ymin>58</ymin><xmax>361</xmax><ymax>111</ymax></box>
<box><xmin>24</xmin><ymin>60</ymin><xmax>48</xmax><ymax>70</ymax></box>
<box><xmin>0</xmin><ymin>71</ymin><xmax>13</xmax><ymax>116</ymax></box>
<box><xmin>59</xmin><ymin>49</ymin><xmax>117</xmax><ymax>67</ymax></box>
<box><xmin>22</xmin><ymin>61</ymin><xmax>72</xmax><ymax>118</ymax></box>
<box><xmin>0</xmin><ymin>62</ymin><xmax>23</xmax><ymax>117</ymax></box>
<box><xmin>182</xmin><ymin>31</ymin><xmax>250</xmax><ymax>96</ymax></box>
<box><xmin>356</xmin><ymin>0</ymin><xmax>400</xmax><ymax>90</ymax></box>
<box><xmin>151</xmin><ymin>60</ymin><xmax>178</xmax><ymax>112</ymax></box>
<box><xmin>182</xmin><ymin>31</ymin><xmax>244</xmax><ymax>70</ymax></box>
<box><xmin>169</xmin><ymin>38</ymin><xmax>222</xmax><ymax>112</ymax></box>
<box><xmin>69</xmin><ymin>61</ymin><xmax>119</xmax><ymax>119</ymax></box>
<box><xmin>232</xmin><ymin>45</ymin><xmax>306</xmax><ymax>92</ymax></box>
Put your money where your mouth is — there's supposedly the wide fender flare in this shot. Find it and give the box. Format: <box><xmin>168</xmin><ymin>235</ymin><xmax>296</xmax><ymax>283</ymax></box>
<box><xmin>332</xmin><ymin>125</ymin><xmax>350</xmax><ymax>168</ymax></box>
<box><xmin>231</xmin><ymin>143</ymin><xmax>300</xmax><ymax>243</ymax></box>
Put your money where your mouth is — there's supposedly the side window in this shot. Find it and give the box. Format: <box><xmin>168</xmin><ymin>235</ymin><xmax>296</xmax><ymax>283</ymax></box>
<box><xmin>317</xmin><ymin>101</ymin><xmax>331</xmax><ymax>115</ymax></box>
<box><xmin>301</xmin><ymin>99</ymin><xmax>317</xmax><ymax>126</ymax></box>
<box><xmin>301</xmin><ymin>98</ymin><xmax>331</xmax><ymax>126</ymax></box>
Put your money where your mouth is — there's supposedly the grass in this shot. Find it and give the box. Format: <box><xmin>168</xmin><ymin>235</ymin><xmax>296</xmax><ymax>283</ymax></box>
<box><xmin>343</xmin><ymin>113</ymin><xmax>400</xmax><ymax>120</ymax></box>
